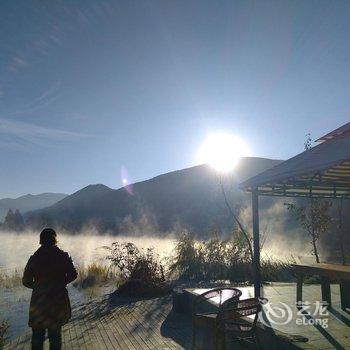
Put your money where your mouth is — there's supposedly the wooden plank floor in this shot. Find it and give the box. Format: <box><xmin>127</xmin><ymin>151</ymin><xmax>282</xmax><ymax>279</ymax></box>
<box><xmin>4</xmin><ymin>284</ymin><xmax>350</xmax><ymax>349</ymax></box>
<box><xmin>261</xmin><ymin>283</ymin><xmax>350</xmax><ymax>349</ymax></box>
<box><xmin>4</xmin><ymin>295</ymin><xmax>192</xmax><ymax>350</ymax></box>
<box><xmin>188</xmin><ymin>284</ymin><xmax>350</xmax><ymax>349</ymax></box>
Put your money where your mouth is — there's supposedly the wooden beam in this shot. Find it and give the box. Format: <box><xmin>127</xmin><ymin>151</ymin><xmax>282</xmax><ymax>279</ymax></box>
<box><xmin>255</xmin><ymin>190</ymin><xmax>350</xmax><ymax>199</ymax></box>
<box><xmin>252</xmin><ymin>189</ymin><xmax>261</xmax><ymax>297</ymax></box>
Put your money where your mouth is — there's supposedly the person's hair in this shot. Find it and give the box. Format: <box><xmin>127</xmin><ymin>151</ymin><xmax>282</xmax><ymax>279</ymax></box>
<box><xmin>40</xmin><ymin>228</ymin><xmax>57</xmax><ymax>246</ymax></box>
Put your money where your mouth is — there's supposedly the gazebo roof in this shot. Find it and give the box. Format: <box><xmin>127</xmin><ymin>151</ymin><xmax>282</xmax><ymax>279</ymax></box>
<box><xmin>240</xmin><ymin>124</ymin><xmax>350</xmax><ymax>198</ymax></box>
<box><xmin>316</xmin><ymin>121</ymin><xmax>350</xmax><ymax>142</ymax></box>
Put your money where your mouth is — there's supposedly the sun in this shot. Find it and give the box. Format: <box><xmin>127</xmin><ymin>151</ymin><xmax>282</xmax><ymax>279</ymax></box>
<box><xmin>197</xmin><ymin>133</ymin><xmax>250</xmax><ymax>172</ymax></box>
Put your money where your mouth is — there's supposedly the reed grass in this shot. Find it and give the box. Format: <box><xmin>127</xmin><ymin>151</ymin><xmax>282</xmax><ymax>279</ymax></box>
<box><xmin>0</xmin><ymin>269</ymin><xmax>22</xmax><ymax>289</ymax></box>
<box><xmin>168</xmin><ymin>232</ymin><xmax>295</xmax><ymax>283</ymax></box>
<box><xmin>74</xmin><ymin>262</ymin><xmax>115</xmax><ymax>289</ymax></box>
<box><xmin>0</xmin><ymin>320</ymin><xmax>8</xmax><ymax>348</ymax></box>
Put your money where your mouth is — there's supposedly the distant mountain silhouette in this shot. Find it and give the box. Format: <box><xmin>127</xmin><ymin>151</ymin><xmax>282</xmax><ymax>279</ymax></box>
<box><xmin>25</xmin><ymin>157</ymin><xmax>281</xmax><ymax>234</ymax></box>
<box><xmin>0</xmin><ymin>193</ymin><xmax>67</xmax><ymax>221</ymax></box>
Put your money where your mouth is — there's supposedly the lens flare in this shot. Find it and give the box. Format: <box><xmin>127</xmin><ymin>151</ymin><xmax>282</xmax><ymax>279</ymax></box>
<box><xmin>120</xmin><ymin>165</ymin><xmax>134</xmax><ymax>195</ymax></box>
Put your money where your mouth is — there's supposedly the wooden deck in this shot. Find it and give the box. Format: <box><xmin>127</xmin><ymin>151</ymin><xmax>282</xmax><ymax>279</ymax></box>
<box><xmin>259</xmin><ymin>283</ymin><xmax>350</xmax><ymax>349</ymax></box>
<box><xmin>3</xmin><ymin>283</ymin><xmax>350</xmax><ymax>350</ymax></box>
<box><xmin>187</xmin><ymin>283</ymin><xmax>350</xmax><ymax>349</ymax></box>
<box><xmin>4</xmin><ymin>295</ymin><xmax>192</xmax><ymax>350</ymax></box>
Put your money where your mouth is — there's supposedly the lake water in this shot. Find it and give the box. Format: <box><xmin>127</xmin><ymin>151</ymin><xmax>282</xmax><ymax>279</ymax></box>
<box><xmin>0</xmin><ymin>231</ymin><xmax>176</xmax><ymax>273</ymax></box>
<box><xmin>0</xmin><ymin>230</ymin><xmax>315</xmax><ymax>342</ymax></box>
<box><xmin>0</xmin><ymin>231</ymin><xmax>177</xmax><ymax>341</ymax></box>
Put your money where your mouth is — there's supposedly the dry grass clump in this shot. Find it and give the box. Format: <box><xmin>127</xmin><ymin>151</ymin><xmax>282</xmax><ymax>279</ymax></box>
<box><xmin>105</xmin><ymin>242</ymin><xmax>170</xmax><ymax>297</ymax></box>
<box><xmin>168</xmin><ymin>232</ymin><xmax>294</xmax><ymax>283</ymax></box>
<box><xmin>0</xmin><ymin>320</ymin><xmax>9</xmax><ymax>348</ymax></box>
<box><xmin>261</xmin><ymin>255</ymin><xmax>294</xmax><ymax>282</ymax></box>
<box><xmin>168</xmin><ymin>231</ymin><xmax>251</xmax><ymax>282</ymax></box>
<box><xmin>0</xmin><ymin>269</ymin><xmax>22</xmax><ymax>289</ymax></box>
<box><xmin>74</xmin><ymin>263</ymin><xmax>112</xmax><ymax>289</ymax></box>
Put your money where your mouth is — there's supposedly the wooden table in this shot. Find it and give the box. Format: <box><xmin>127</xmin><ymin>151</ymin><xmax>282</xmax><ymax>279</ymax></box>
<box><xmin>292</xmin><ymin>263</ymin><xmax>350</xmax><ymax>310</ymax></box>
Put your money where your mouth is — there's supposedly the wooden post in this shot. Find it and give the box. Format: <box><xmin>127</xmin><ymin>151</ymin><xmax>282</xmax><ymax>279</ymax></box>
<box><xmin>296</xmin><ymin>274</ymin><xmax>303</xmax><ymax>306</ymax></box>
<box><xmin>340</xmin><ymin>280</ymin><xmax>350</xmax><ymax>310</ymax></box>
<box><xmin>321</xmin><ymin>276</ymin><xmax>332</xmax><ymax>307</ymax></box>
<box><xmin>252</xmin><ymin>189</ymin><xmax>261</xmax><ymax>297</ymax></box>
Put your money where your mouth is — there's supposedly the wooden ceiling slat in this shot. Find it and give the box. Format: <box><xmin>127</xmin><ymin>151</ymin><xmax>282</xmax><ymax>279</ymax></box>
<box><xmin>326</xmin><ymin>167</ymin><xmax>350</xmax><ymax>172</ymax></box>
<box><xmin>322</xmin><ymin>173</ymin><xmax>350</xmax><ymax>176</ymax></box>
<box><xmin>324</xmin><ymin>177</ymin><xmax>350</xmax><ymax>180</ymax></box>
<box><xmin>322</xmin><ymin>175</ymin><xmax>350</xmax><ymax>180</ymax></box>
<box><xmin>256</xmin><ymin>192</ymin><xmax>350</xmax><ymax>199</ymax></box>
<box><xmin>325</xmin><ymin>172</ymin><xmax>350</xmax><ymax>177</ymax></box>
<box><xmin>324</xmin><ymin>172</ymin><xmax>350</xmax><ymax>176</ymax></box>
<box><xmin>331</xmin><ymin>165</ymin><xmax>350</xmax><ymax>170</ymax></box>
<box><xmin>243</xmin><ymin>155</ymin><xmax>350</xmax><ymax>199</ymax></box>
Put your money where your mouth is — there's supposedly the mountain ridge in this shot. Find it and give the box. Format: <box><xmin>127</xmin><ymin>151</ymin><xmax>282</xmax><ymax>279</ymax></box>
<box><xmin>25</xmin><ymin>157</ymin><xmax>282</xmax><ymax>234</ymax></box>
<box><xmin>0</xmin><ymin>192</ymin><xmax>68</xmax><ymax>221</ymax></box>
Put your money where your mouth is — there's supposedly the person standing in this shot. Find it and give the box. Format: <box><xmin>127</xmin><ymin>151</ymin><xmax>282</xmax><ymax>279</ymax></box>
<box><xmin>23</xmin><ymin>228</ymin><xmax>77</xmax><ymax>350</ymax></box>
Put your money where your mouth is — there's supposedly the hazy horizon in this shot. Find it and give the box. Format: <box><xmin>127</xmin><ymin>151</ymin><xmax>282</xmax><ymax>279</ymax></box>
<box><xmin>1</xmin><ymin>156</ymin><xmax>283</xmax><ymax>199</ymax></box>
<box><xmin>0</xmin><ymin>229</ymin><xmax>315</xmax><ymax>274</ymax></box>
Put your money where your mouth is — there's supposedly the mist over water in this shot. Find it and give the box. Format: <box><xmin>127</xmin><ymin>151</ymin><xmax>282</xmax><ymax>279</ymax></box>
<box><xmin>239</xmin><ymin>202</ymin><xmax>314</xmax><ymax>264</ymax></box>
<box><xmin>0</xmin><ymin>231</ymin><xmax>176</xmax><ymax>272</ymax></box>
<box><xmin>0</xmin><ymin>228</ymin><xmax>315</xmax><ymax>275</ymax></box>
<box><xmin>1</xmin><ymin>199</ymin><xmax>318</xmax><ymax>273</ymax></box>
<box><xmin>0</xmin><ymin>230</ymin><xmax>177</xmax><ymax>341</ymax></box>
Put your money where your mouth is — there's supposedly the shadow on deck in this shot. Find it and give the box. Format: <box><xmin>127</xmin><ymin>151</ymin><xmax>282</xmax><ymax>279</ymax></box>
<box><xmin>181</xmin><ymin>283</ymin><xmax>350</xmax><ymax>350</ymax></box>
<box><xmin>4</xmin><ymin>283</ymin><xmax>350</xmax><ymax>350</ymax></box>
<box><xmin>4</xmin><ymin>293</ymin><xmax>192</xmax><ymax>350</ymax></box>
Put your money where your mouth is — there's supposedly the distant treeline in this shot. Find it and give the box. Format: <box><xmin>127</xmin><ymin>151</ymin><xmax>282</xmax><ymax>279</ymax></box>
<box><xmin>0</xmin><ymin>209</ymin><xmax>25</xmax><ymax>231</ymax></box>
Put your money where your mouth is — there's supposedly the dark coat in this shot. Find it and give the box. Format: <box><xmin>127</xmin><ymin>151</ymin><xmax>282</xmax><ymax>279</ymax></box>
<box><xmin>22</xmin><ymin>245</ymin><xmax>77</xmax><ymax>329</ymax></box>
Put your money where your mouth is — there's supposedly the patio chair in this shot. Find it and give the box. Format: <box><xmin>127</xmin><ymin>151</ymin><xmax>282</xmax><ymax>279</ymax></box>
<box><xmin>192</xmin><ymin>287</ymin><xmax>242</xmax><ymax>349</ymax></box>
<box><xmin>217</xmin><ymin>297</ymin><xmax>266</xmax><ymax>350</ymax></box>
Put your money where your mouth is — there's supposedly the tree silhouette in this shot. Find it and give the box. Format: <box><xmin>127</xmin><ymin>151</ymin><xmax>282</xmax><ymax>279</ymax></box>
<box><xmin>285</xmin><ymin>200</ymin><xmax>332</xmax><ymax>263</ymax></box>
<box><xmin>3</xmin><ymin>208</ymin><xmax>25</xmax><ymax>231</ymax></box>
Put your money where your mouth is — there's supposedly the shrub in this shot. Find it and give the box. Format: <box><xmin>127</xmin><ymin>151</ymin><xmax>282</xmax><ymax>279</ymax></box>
<box><xmin>0</xmin><ymin>269</ymin><xmax>22</xmax><ymax>289</ymax></box>
<box><xmin>74</xmin><ymin>263</ymin><xmax>110</xmax><ymax>289</ymax></box>
<box><xmin>168</xmin><ymin>233</ymin><xmax>205</xmax><ymax>280</ymax></box>
<box><xmin>261</xmin><ymin>256</ymin><xmax>294</xmax><ymax>282</ymax></box>
<box><xmin>169</xmin><ymin>231</ymin><xmax>252</xmax><ymax>281</ymax></box>
<box><xmin>113</xmin><ymin>279</ymin><xmax>170</xmax><ymax>298</ymax></box>
<box><xmin>105</xmin><ymin>242</ymin><xmax>169</xmax><ymax>297</ymax></box>
<box><xmin>169</xmin><ymin>231</ymin><xmax>294</xmax><ymax>283</ymax></box>
<box><xmin>0</xmin><ymin>320</ymin><xmax>8</xmax><ymax>348</ymax></box>
<box><xmin>203</xmin><ymin>233</ymin><xmax>228</xmax><ymax>280</ymax></box>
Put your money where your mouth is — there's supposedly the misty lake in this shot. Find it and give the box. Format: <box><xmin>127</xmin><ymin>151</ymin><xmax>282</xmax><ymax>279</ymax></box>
<box><xmin>0</xmin><ymin>231</ymin><xmax>177</xmax><ymax>341</ymax></box>
<box><xmin>0</xmin><ymin>231</ymin><xmax>176</xmax><ymax>273</ymax></box>
<box><xmin>0</xmin><ymin>230</ymin><xmax>317</xmax><ymax>342</ymax></box>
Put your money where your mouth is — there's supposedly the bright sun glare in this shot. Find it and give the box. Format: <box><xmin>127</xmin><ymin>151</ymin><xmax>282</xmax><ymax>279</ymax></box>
<box><xmin>197</xmin><ymin>133</ymin><xmax>250</xmax><ymax>173</ymax></box>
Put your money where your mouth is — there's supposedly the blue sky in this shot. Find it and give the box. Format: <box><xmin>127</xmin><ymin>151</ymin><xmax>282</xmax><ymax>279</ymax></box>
<box><xmin>1</xmin><ymin>0</ymin><xmax>350</xmax><ymax>198</ymax></box>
